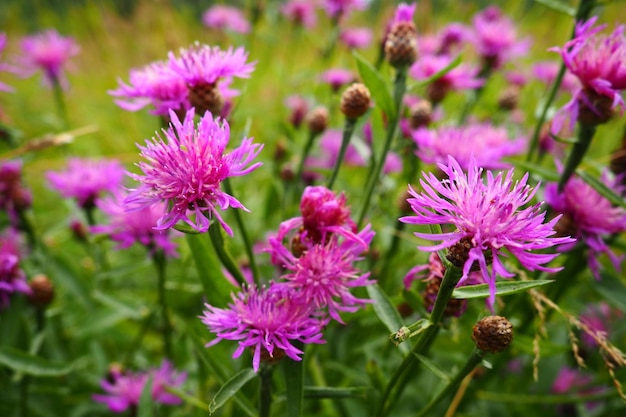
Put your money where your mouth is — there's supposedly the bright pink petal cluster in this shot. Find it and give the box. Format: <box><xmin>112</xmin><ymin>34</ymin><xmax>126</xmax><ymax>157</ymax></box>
<box><xmin>124</xmin><ymin>108</ymin><xmax>263</xmax><ymax>234</ymax></box>
<box><xmin>202</xmin><ymin>5</ymin><xmax>251</xmax><ymax>34</ymax></box>
<box><xmin>20</xmin><ymin>29</ymin><xmax>80</xmax><ymax>87</ymax></box>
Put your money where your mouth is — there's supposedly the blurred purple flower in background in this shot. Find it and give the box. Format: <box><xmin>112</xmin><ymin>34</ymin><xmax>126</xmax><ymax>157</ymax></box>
<box><xmin>340</xmin><ymin>27</ymin><xmax>373</xmax><ymax>49</ymax></box>
<box><xmin>320</xmin><ymin>68</ymin><xmax>355</xmax><ymax>92</ymax></box>
<box><xmin>19</xmin><ymin>29</ymin><xmax>80</xmax><ymax>88</ymax></box>
<box><xmin>532</xmin><ymin>61</ymin><xmax>580</xmax><ymax>94</ymax></box>
<box><xmin>0</xmin><ymin>230</ymin><xmax>31</xmax><ymax>309</ymax></box>
<box><xmin>202</xmin><ymin>5</ymin><xmax>251</xmax><ymax>34</ymax></box>
<box><xmin>580</xmin><ymin>302</ymin><xmax>622</xmax><ymax>349</ymax></box>
<box><xmin>322</xmin><ymin>0</ymin><xmax>367</xmax><ymax>20</ymax></box>
<box><xmin>281</xmin><ymin>0</ymin><xmax>318</xmax><ymax>29</ymax></box>
<box><xmin>0</xmin><ymin>160</ymin><xmax>32</xmax><ymax>224</ymax></box>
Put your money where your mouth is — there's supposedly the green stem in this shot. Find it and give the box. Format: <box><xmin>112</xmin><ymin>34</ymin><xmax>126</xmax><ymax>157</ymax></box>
<box><xmin>327</xmin><ymin>118</ymin><xmax>357</xmax><ymax>190</ymax></box>
<box><xmin>295</xmin><ymin>130</ymin><xmax>318</xmax><ymax>189</ymax></box>
<box><xmin>223</xmin><ymin>178</ymin><xmax>259</xmax><ymax>285</ymax></box>
<box><xmin>51</xmin><ymin>76</ymin><xmax>69</xmax><ymax>130</ymax></box>
<box><xmin>283</xmin><ymin>342</ymin><xmax>305</xmax><ymax>417</ymax></box>
<box><xmin>557</xmin><ymin>124</ymin><xmax>595</xmax><ymax>192</ymax></box>
<box><xmin>259</xmin><ymin>365</ymin><xmax>274</xmax><ymax>417</ymax></box>
<box><xmin>357</xmin><ymin>68</ymin><xmax>407</xmax><ymax>228</ymax></box>
<box><xmin>208</xmin><ymin>221</ymin><xmax>246</xmax><ymax>286</ymax></box>
<box><xmin>414</xmin><ymin>350</ymin><xmax>483</xmax><ymax>417</ymax></box>
<box><xmin>153</xmin><ymin>250</ymin><xmax>172</xmax><ymax>359</ymax></box>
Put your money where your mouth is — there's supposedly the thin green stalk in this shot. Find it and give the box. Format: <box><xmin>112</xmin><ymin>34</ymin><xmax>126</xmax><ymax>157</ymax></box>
<box><xmin>51</xmin><ymin>77</ymin><xmax>69</xmax><ymax>130</ymax></box>
<box><xmin>357</xmin><ymin>68</ymin><xmax>408</xmax><ymax>228</ymax></box>
<box><xmin>208</xmin><ymin>221</ymin><xmax>246</xmax><ymax>286</ymax></box>
<box><xmin>557</xmin><ymin>124</ymin><xmax>595</xmax><ymax>192</ymax></box>
<box><xmin>223</xmin><ymin>178</ymin><xmax>259</xmax><ymax>285</ymax></box>
<box><xmin>259</xmin><ymin>365</ymin><xmax>274</xmax><ymax>417</ymax></box>
<box><xmin>295</xmin><ymin>130</ymin><xmax>318</xmax><ymax>189</ymax></box>
<box><xmin>327</xmin><ymin>118</ymin><xmax>357</xmax><ymax>190</ymax></box>
<box><xmin>153</xmin><ymin>250</ymin><xmax>172</xmax><ymax>359</ymax></box>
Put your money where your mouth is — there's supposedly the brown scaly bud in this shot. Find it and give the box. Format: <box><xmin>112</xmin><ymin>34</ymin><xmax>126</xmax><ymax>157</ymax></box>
<box><xmin>340</xmin><ymin>83</ymin><xmax>371</xmax><ymax>120</ymax></box>
<box><xmin>497</xmin><ymin>85</ymin><xmax>521</xmax><ymax>111</ymax></box>
<box><xmin>409</xmin><ymin>100</ymin><xmax>433</xmax><ymax>129</ymax></box>
<box><xmin>385</xmin><ymin>21</ymin><xmax>418</xmax><ymax>68</ymax></box>
<box><xmin>426</xmin><ymin>81</ymin><xmax>450</xmax><ymax>105</ymax></box>
<box><xmin>472</xmin><ymin>315</ymin><xmax>513</xmax><ymax>353</ymax></box>
<box><xmin>189</xmin><ymin>82</ymin><xmax>224</xmax><ymax>115</ymax></box>
<box><xmin>306</xmin><ymin>106</ymin><xmax>329</xmax><ymax>135</ymax></box>
<box><xmin>28</xmin><ymin>274</ymin><xmax>55</xmax><ymax>308</ymax></box>
<box><xmin>274</xmin><ymin>139</ymin><xmax>289</xmax><ymax>162</ymax></box>
<box><xmin>423</xmin><ymin>277</ymin><xmax>467</xmax><ymax>318</ymax></box>
<box><xmin>446</xmin><ymin>236</ymin><xmax>493</xmax><ymax>271</ymax></box>
<box><xmin>577</xmin><ymin>88</ymin><xmax>615</xmax><ymax>127</ymax></box>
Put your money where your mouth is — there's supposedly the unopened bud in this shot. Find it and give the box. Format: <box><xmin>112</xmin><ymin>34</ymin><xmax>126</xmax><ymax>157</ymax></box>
<box><xmin>340</xmin><ymin>83</ymin><xmax>371</xmax><ymax>120</ymax></box>
<box><xmin>497</xmin><ymin>86</ymin><xmax>520</xmax><ymax>111</ymax></box>
<box><xmin>28</xmin><ymin>274</ymin><xmax>54</xmax><ymax>308</ymax></box>
<box><xmin>385</xmin><ymin>21</ymin><xmax>418</xmax><ymax>68</ymax></box>
<box><xmin>472</xmin><ymin>315</ymin><xmax>513</xmax><ymax>353</ymax></box>
<box><xmin>306</xmin><ymin>106</ymin><xmax>329</xmax><ymax>135</ymax></box>
<box><xmin>409</xmin><ymin>100</ymin><xmax>433</xmax><ymax>129</ymax></box>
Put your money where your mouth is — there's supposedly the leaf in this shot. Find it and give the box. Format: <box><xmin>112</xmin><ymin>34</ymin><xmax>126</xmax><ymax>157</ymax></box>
<box><xmin>511</xmin><ymin>160</ymin><xmax>560</xmax><ymax>182</ymax></box>
<box><xmin>0</xmin><ymin>346</ymin><xmax>75</xmax><ymax>377</ymax></box>
<box><xmin>366</xmin><ymin>284</ymin><xmax>409</xmax><ymax>354</ymax></box>
<box><xmin>209</xmin><ymin>368</ymin><xmax>257</xmax><ymax>414</ymax></box>
<box><xmin>595</xmin><ymin>272</ymin><xmax>626</xmax><ymax>311</ymax></box>
<box><xmin>92</xmin><ymin>290</ymin><xmax>144</xmax><ymax>320</ymax></box>
<box><xmin>409</xmin><ymin>54</ymin><xmax>462</xmax><ymax>88</ymax></box>
<box><xmin>137</xmin><ymin>377</ymin><xmax>153</xmax><ymax>417</ymax></box>
<box><xmin>353</xmin><ymin>51</ymin><xmax>395</xmax><ymax>119</ymax></box>
<box><xmin>186</xmin><ymin>233</ymin><xmax>232</xmax><ymax>304</ymax></box>
<box><xmin>303</xmin><ymin>386</ymin><xmax>370</xmax><ymax>399</ymax></box>
<box><xmin>451</xmin><ymin>280</ymin><xmax>554</xmax><ymax>299</ymax></box>
<box><xmin>533</xmin><ymin>0</ymin><xmax>575</xmax><ymax>16</ymax></box>
<box><xmin>412</xmin><ymin>353</ymin><xmax>450</xmax><ymax>382</ymax></box>
<box><xmin>576</xmin><ymin>169</ymin><xmax>626</xmax><ymax>208</ymax></box>
<box><xmin>283</xmin><ymin>351</ymin><xmax>304</xmax><ymax>417</ymax></box>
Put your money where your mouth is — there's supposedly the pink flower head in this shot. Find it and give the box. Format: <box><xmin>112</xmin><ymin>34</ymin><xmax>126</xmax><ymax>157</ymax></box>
<box><xmin>109</xmin><ymin>60</ymin><xmax>189</xmax><ymax>116</ymax></box>
<box><xmin>285</xmin><ymin>95</ymin><xmax>309</xmax><ymax>128</ymax></box>
<box><xmin>0</xmin><ymin>160</ymin><xmax>32</xmax><ymax>223</ymax></box>
<box><xmin>320</xmin><ymin>68</ymin><xmax>355</xmax><ymax>92</ymax></box>
<box><xmin>411</xmin><ymin>122</ymin><xmax>527</xmax><ymax>170</ymax></box>
<box><xmin>400</xmin><ymin>156</ymin><xmax>575</xmax><ymax>307</ymax></box>
<box><xmin>532</xmin><ymin>61</ymin><xmax>580</xmax><ymax>94</ymax></box>
<box><xmin>545</xmin><ymin>172</ymin><xmax>626</xmax><ymax>279</ymax></box>
<box><xmin>0</xmin><ymin>33</ymin><xmax>17</xmax><ymax>93</ymax></box>
<box><xmin>281</xmin><ymin>0</ymin><xmax>317</xmax><ymax>29</ymax></box>
<box><xmin>436</xmin><ymin>23</ymin><xmax>471</xmax><ymax>55</ymax></box>
<box><xmin>124</xmin><ymin>108</ymin><xmax>263</xmax><ymax>235</ymax></box>
<box><xmin>299</xmin><ymin>185</ymin><xmax>357</xmax><ymax>244</ymax></box>
<box><xmin>202</xmin><ymin>5</ymin><xmax>251</xmax><ymax>34</ymax></box>
<box><xmin>0</xmin><ymin>230</ymin><xmax>31</xmax><ymax>309</ymax></box>
<box><xmin>550</xmin><ymin>17</ymin><xmax>626</xmax><ymax>132</ymax></box>
<box><xmin>93</xmin><ymin>361</ymin><xmax>186</xmax><ymax>412</ymax></box>
<box><xmin>92</xmin><ymin>190</ymin><xmax>177</xmax><ymax>257</ymax></box>
<box><xmin>20</xmin><ymin>29</ymin><xmax>79</xmax><ymax>88</ymax></box>
<box><xmin>47</xmin><ymin>158</ymin><xmax>124</xmax><ymax>209</ymax></box>
<box><xmin>470</xmin><ymin>6</ymin><xmax>531</xmax><ymax>69</ymax></box>
<box><xmin>340</xmin><ymin>27</ymin><xmax>373</xmax><ymax>49</ymax></box>
<box><xmin>322</xmin><ymin>0</ymin><xmax>367</xmax><ymax>20</ymax></box>
<box><xmin>200</xmin><ymin>283</ymin><xmax>327</xmax><ymax>372</ymax></box>
<box><xmin>392</xmin><ymin>2</ymin><xmax>416</xmax><ymax>25</ymax></box>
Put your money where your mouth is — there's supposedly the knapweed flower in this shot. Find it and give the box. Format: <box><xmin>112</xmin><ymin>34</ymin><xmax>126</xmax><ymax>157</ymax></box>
<box><xmin>281</xmin><ymin>0</ymin><xmax>317</xmax><ymax>29</ymax></box>
<box><xmin>168</xmin><ymin>43</ymin><xmax>256</xmax><ymax>115</ymax></box>
<box><xmin>20</xmin><ymin>29</ymin><xmax>79</xmax><ymax>87</ymax></box>
<box><xmin>93</xmin><ymin>361</ymin><xmax>186</xmax><ymax>413</ymax></box>
<box><xmin>545</xmin><ymin>172</ymin><xmax>626</xmax><ymax>279</ymax></box>
<box><xmin>340</xmin><ymin>27</ymin><xmax>373</xmax><ymax>50</ymax></box>
<box><xmin>284</xmin><ymin>95</ymin><xmax>309</xmax><ymax>128</ymax></box>
<box><xmin>92</xmin><ymin>191</ymin><xmax>177</xmax><ymax>257</ymax></box>
<box><xmin>400</xmin><ymin>156</ymin><xmax>575</xmax><ymax>306</ymax></box>
<box><xmin>409</xmin><ymin>54</ymin><xmax>484</xmax><ymax>104</ymax></box>
<box><xmin>47</xmin><ymin>158</ymin><xmax>124</xmax><ymax>209</ymax></box>
<box><xmin>320</xmin><ymin>68</ymin><xmax>355</xmax><ymax>93</ymax></box>
<box><xmin>469</xmin><ymin>6</ymin><xmax>531</xmax><ymax>70</ymax></box>
<box><xmin>202</xmin><ymin>5</ymin><xmax>251</xmax><ymax>34</ymax></box>
<box><xmin>322</xmin><ymin>0</ymin><xmax>367</xmax><ymax>20</ymax></box>
<box><xmin>0</xmin><ymin>230</ymin><xmax>30</xmax><ymax>309</ymax></box>
<box><xmin>411</xmin><ymin>122</ymin><xmax>527</xmax><ymax>170</ymax></box>
<box><xmin>0</xmin><ymin>160</ymin><xmax>32</xmax><ymax>224</ymax></box>
<box><xmin>200</xmin><ymin>283</ymin><xmax>327</xmax><ymax>372</ymax></box>
<box><xmin>124</xmin><ymin>108</ymin><xmax>263</xmax><ymax>235</ymax></box>
<box><xmin>550</xmin><ymin>17</ymin><xmax>626</xmax><ymax>132</ymax></box>
<box><xmin>384</xmin><ymin>2</ymin><xmax>418</xmax><ymax>68</ymax></box>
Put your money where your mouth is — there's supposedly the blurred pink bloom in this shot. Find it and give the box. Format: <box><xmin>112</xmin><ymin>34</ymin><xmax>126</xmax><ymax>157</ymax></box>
<box><xmin>532</xmin><ymin>61</ymin><xmax>580</xmax><ymax>94</ymax></box>
<box><xmin>0</xmin><ymin>160</ymin><xmax>32</xmax><ymax>224</ymax></box>
<box><xmin>202</xmin><ymin>5</ymin><xmax>250</xmax><ymax>34</ymax></box>
<box><xmin>391</xmin><ymin>2</ymin><xmax>416</xmax><ymax>25</ymax></box>
<box><xmin>307</xmin><ymin>129</ymin><xmax>365</xmax><ymax>169</ymax></box>
<box><xmin>281</xmin><ymin>0</ymin><xmax>317</xmax><ymax>28</ymax></box>
<box><xmin>284</xmin><ymin>95</ymin><xmax>309</xmax><ymax>128</ymax></box>
<box><xmin>320</xmin><ymin>68</ymin><xmax>355</xmax><ymax>92</ymax></box>
<box><xmin>437</xmin><ymin>23</ymin><xmax>471</xmax><ymax>54</ymax></box>
<box><xmin>47</xmin><ymin>158</ymin><xmax>124</xmax><ymax>209</ymax></box>
<box><xmin>580</xmin><ymin>302</ymin><xmax>622</xmax><ymax>348</ymax></box>
<box><xmin>0</xmin><ymin>230</ymin><xmax>31</xmax><ymax>309</ymax></box>
<box><xmin>20</xmin><ymin>29</ymin><xmax>80</xmax><ymax>88</ymax></box>
<box><xmin>340</xmin><ymin>27</ymin><xmax>373</xmax><ymax>49</ymax></box>
<box><xmin>322</xmin><ymin>0</ymin><xmax>367</xmax><ymax>19</ymax></box>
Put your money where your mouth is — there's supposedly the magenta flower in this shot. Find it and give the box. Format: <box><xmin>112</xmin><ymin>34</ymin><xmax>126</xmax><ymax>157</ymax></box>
<box><xmin>0</xmin><ymin>160</ymin><xmax>32</xmax><ymax>224</ymax></box>
<box><xmin>281</xmin><ymin>0</ymin><xmax>317</xmax><ymax>29</ymax></box>
<box><xmin>200</xmin><ymin>283</ymin><xmax>327</xmax><ymax>372</ymax></box>
<box><xmin>545</xmin><ymin>172</ymin><xmax>626</xmax><ymax>279</ymax></box>
<box><xmin>532</xmin><ymin>61</ymin><xmax>580</xmax><ymax>94</ymax></box>
<box><xmin>284</xmin><ymin>95</ymin><xmax>309</xmax><ymax>128</ymax></box>
<box><xmin>550</xmin><ymin>17</ymin><xmax>626</xmax><ymax>132</ymax></box>
<box><xmin>202</xmin><ymin>5</ymin><xmax>251</xmax><ymax>34</ymax></box>
<box><xmin>93</xmin><ymin>361</ymin><xmax>186</xmax><ymax>413</ymax></box>
<box><xmin>436</xmin><ymin>23</ymin><xmax>471</xmax><ymax>55</ymax></box>
<box><xmin>109</xmin><ymin>61</ymin><xmax>189</xmax><ymax>116</ymax></box>
<box><xmin>400</xmin><ymin>156</ymin><xmax>575</xmax><ymax>306</ymax></box>
<box><xmin>411</xmin><ymin>123</ymin><xmax>527</xmax><ymax>170</ymax></box>
<box><xmin>552</xmin><ymin>367</ymin><xmax>594</xmax><ymax>394</ymax></box>
<box><xmin>322</xmin><ymin>0</ymin><xmax>367</xmax><ymax>20</ymax></box>
<box><xmin>0</xmin><ymin>230</ymin><xmax>31</xmax><ymax>309</ymax></box>
<box><xmin>20</xmin><ymin>29</ymin><xmax>79</xmax><ymax>87</ymax></box>
<box><xmin>124</xmin><ymin>108</ymin><xmax>263</xmax><ymax>235</ymax></box>
<box><xmin>320</xmin><ymin>68</ymin><xmax>355</xmax><ymax>92</ymax></box>
<box><xmin>47</xmin><ymin>158</ymin><xmax>124</xmax><ymax>209</ymax></box>
<box><xmin>92</xmin><ymin>190</ymin><xmax>177</xmax><ymax>257</ymax></box>
<box><xmin>340</xmin><ymin>27</ymin><xmax>373</xmax><ymax>49</ymax></box>
<box><xmin>580</xmin><ymin>302</ymin><xmax>622</xmax><ymax>349</ymax></box>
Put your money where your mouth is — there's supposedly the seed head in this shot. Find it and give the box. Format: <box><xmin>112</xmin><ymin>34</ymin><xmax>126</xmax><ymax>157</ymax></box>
<box><xmin>340</xmin><ymin>83</ymin><xmax>371</xmax><ymax>120</ymax></box>
<box><xmin>306</xmin><ymin>106</ymin><xmax>329</xmax><ymax>135</ymax></box>
<box><xmin>385</xmin><ymin>21</ymin><xmax>418</xmax><ymax>68</ymax></box>
<box><xmin>472</xmin><ymin>315</ymin><xmax>513</xmax><ymax>353</ymax></box>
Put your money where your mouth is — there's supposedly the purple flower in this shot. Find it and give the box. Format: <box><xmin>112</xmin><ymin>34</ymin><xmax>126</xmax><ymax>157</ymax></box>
<box><xmin>550</xmin><ymin>17</ymin><xmax>626</xmax><ymax>132</ymax></box>
<box><xmin>400</xmin><ymin>156</ymin><xmax>575</xmax><ymax>306</ymax></box>
<box><xmin>0</xmin><ymin>230</ymin><xmax>31</xmax><ymax>309</ymax></box>
<box><xmin>411</xmin><ymin>123</ymin><xmax>527</xmax><ymax>170</ymax></box>
<box><xmin>92</xmin><ymin>190</ymin><xmax>177</xmax><ymax>257</ymax></box>
<box><xmin>436</xmin><ymin>23</ymin><xmax>471</xmax><ymax>55</ymax></box>
<box><xmin>580</xmin><ymin>302</ymin><xmax>622</xmax><ymax>349</ymax></box>
<box><xmin>200</xmin><ymin>283</ymin><xmax>327</xmax><ymax>372</ymax></box>
<box><xmin>320</xmin><ymin>68</ymin><xmax>355</xmax><ymax>92</ymax></box>
<box><xmin>109</xmin><ymin>61</ymin><xmax>189</xmax><ymax>116</ymax></box>
<box><xmin>19</xmin><ymin>29</ymin><xmax>79</xmax><ymax>88</ymax></box>
<box><xmin>340</xmin><ymin>27</ymin><xmax>373</xmax><ymax>49</ymax></box>
<box><xmin>93</xmin><ymin>361</ymin><xmax>186</xmax><ymax>413</ymax></box>
<box><xmin>552</xmin><ymin>367</ymin><xmax>594</xmax><ymax>394</ymax></box>
<box><xmin>532</xmin><ymin>61</ymin><xmax>580</xmax><ymax>94</ymax></box>
<box><xmin>545</xmin><ymin>172</ymin><xmax>626</xmax><ymax>279</ymax></box>
<box><xmin>124</xmin><ymin>108</ymin><xmax>263</xmax><ymax>235</ymax></box>
<box><xmin>0</xmin><ymin>160</ymin><xmax>32</xmax><ymax>223</ymax></box>
<box><xmin>281</xmin><ymin>0</ymin><xmax>317</xmax><ymax>29</ymax></box>
<box><xmin>202</xmin><ymin>5</ymin><xmax>251</xmax><ymax>34</ymax></box>
<box><xmin>391</xmin><ymin>2</ymin><xmax>416</xmax><ymax>25</ymax></box>
<box><xmin>322</xmin><ymin>0</ymin><xmax>367</xmax><ymax>20</ymax></box>
<box><xmin>284</xmin><ymin>95</ymin><xmax>309</xmax><ymax>128</ymax></box>
<box><xmin>47</xmin><ymin>158</ymin><xmax>124</xmax><ymax>209</ymax></box>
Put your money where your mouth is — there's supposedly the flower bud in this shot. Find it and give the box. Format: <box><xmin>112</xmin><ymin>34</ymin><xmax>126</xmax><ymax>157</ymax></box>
<box><xmin>340</xmin><ymin>83</ymin><xmax>371</xmax><ymax>120</ymax></box>
<box><xmin>28</xmin><ymin>274</ymin><xmax>55</xmax><ymax>308</ymax></box>
<box><xmin>497</xmin><ymin>85</ymin><xmax>520</xmax><ymax>111</ymax></box>
<box><xmin>306</xmin><ymin>106</ymin><xmax>329</xmax><ymax>135</ymax></box>
<box><xmin>472</xmin><ymin>315</ymin><xmax>513</xmax><ymax>353</ymax></box>
<box><xmin>409</xmin><ymin>100</ymin><xmax>433</xmax><ymax>129</ymax></box>
<box><xmin>189</xmin><ymin>82</ymin><xmax>224</xmax><ymax>115</ymax></box>
<box><xmin>385</xmin><ymin>21</ymin><xmax>418</xmax><ymax>68</ymax></box>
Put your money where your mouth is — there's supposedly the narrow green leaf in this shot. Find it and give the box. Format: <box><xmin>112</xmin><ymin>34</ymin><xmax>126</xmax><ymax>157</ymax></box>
<box><xmin>353</xmin><ymin>51</ymin><xmax>395</xmax><ymax>118</ymax></box>
<box><xmin>0</xmin><ymin>346</ymin><xmax>75</xmax><ymax>377</ymax></box>
<box><xmin>576</xmin><ymin>169</ymin><xmax>626</xmax><ymax>208</ymax></box>
<box><xmin>303</xmin><ymin>386</ymin><xmax>370</xmax><ymax>399</ymax></box>
<box><xmin>412</xmin><ymin>353</ymin><xmax>450</xmax><ymax>382</ymax></box>
<box><xmin>452</xmin><ymin>280</ymin><xmax>554</xmax><ymax>299</ymax></box>
<box><xmin>92</xmin><ymin>290</ymin><xmax>144</xmax><ymax>320</ymax></box>
<box><xmin>409</xmin><ymin>54</ymin><xmax>462</xmax><ymax>88</ymax></box>
<box><xmin>595</xmin><ymin>272</ymin><xmax>626</xmax><ymax>311</ymax></box>
<box><xmin>511</xmin><ymin>160</ymin><xmax>560</xmax><ymax>182</ymax></box>
<box><xmin>137</xmin><ymin>377</ymin><xmax>153</xmax><ymax>417</ymax></box>
<box><xmin>366</xmin><ymin>284</ymin><xmax>409</xmax><ymax>354</ymax></box>
<box><xmin>209</xmin><ymin>368</ymin><xmax>258</xmax><ymax>414</ymax></box>
<box><xmin>174</xmin><ymin>223</ymin><xmax>203</xmax><ymax>234</ymax></box>
<box><xmin>533</xmin><ymin>0</ymin><xmax>575</xmax><ymax>16</ymax></box>
<box><xmin>283</xmin><ymin>351</ymin><xmax>304</xmax><ymax>417</ymax></box>
<box><xmin>186</xmin><ymin>233</ymin><xmax>231</xmax><ymax>304</ymax></box>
